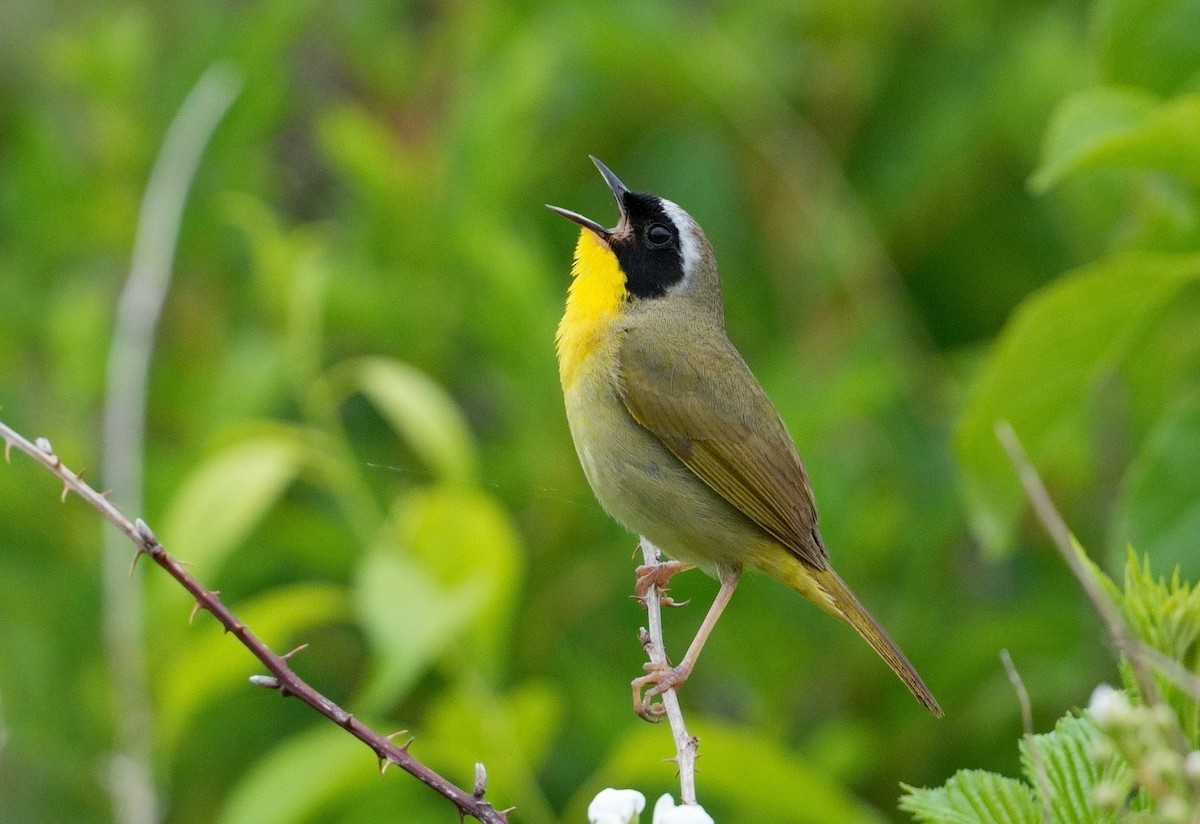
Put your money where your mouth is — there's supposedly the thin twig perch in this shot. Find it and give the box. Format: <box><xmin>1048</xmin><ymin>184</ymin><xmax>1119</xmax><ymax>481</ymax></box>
<box><xmin>636</xmin><ymin>539</ymin><xmax>700</xmax><ymax>806</ymax></box>
<box><xmin>0</xmin><ymin>419</ymin><xmax>510</xmax><ymax>824</ymax></box>
<box><xmin>1000</xmin><ymin>649</ymin><xmax>1052</xmax><ymax>824</ymax></box>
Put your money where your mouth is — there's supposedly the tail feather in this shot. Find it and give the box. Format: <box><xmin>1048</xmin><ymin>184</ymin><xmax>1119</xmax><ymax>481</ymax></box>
<box><xmin>777</xmin><ymin>558</ymin><xmax>943</xmax><ymax>717</ymax></box>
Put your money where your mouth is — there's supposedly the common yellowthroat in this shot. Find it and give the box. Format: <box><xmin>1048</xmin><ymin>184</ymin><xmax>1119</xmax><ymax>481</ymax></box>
<box><xmin>549</xmin><ymin>157</ymin><xmax>941</xmax><ymax>717</ymax></box>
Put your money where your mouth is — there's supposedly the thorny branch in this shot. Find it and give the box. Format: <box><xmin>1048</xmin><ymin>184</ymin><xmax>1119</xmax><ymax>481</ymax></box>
<box><xmin>0</xmin><ymin>419</ymin><xmax>510</xmax><ymax>824</ymax></box>
<box><xmin>635</xmin><ymin>539</ymin><xmax>700</xmax><ymax>806</ymax></box>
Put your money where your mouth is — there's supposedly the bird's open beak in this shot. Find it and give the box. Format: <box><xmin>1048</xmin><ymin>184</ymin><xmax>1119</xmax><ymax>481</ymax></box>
<box><xmin>547</xmin><ymin>155</ymin><xmax>629</xmax><ymax>240</ymax></box>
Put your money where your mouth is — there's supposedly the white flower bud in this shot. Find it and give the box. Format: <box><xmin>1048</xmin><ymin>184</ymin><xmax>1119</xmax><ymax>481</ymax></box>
<box><xmin>1087</xmin><ymin>736</ymin><xmax>1115</xmax><ymax>763</ymax></box>
<box><xmin>1092</xmin><ymin>780</ymin><xmax>1123</xmax><ymax>811</ymax></box>
<box><xmin>1146</xmin><ymin>749</ymin><xmax>1184</xmax><ymax>783</ymax></box>
<box><xmin>588</xmin><ymin>788</ymin><xmax>647</xmax><ymax>824</ymax></box>
<box><xmin>1185</xmin><ymin>750</ymin><xmax>1200</xmax><ymax>782</ymax></box>
<box><xmin>652</xmin><ymin>794</ymin><xmax>715</xmax><ymax>824</ymax></box>
<box><xmin>1087</xmin><ymin>684</ymin><xmax>1130</xmax><ymax>728</ymax></box>
<box><xmin>1158</xmin><ymin>796</ymin><xmax>1189</xmax><ymax>824</ymax></box>
<box><xmin>1151</xmin><ymin>704</ymin><xmax>1177</xmax><ymax>731</ymax></box>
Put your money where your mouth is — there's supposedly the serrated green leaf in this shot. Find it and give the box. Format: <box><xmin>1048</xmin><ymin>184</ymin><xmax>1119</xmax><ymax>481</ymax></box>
<box><xmin>157</xmin><ymin>428</ymin><xmax>309</xmax><ymax>578</ymax></box>
<box><xmin>329</xmin><ymin>356</ymin><xmax>478</xmax><ymax>483</ymax></box>
<box><xmin>1019</xmin><ymin>714</ymin><xmax>1129</xmax><ymax>824</ymax></box>
<box><xmin>157</xmin><ymin>583</ymin><xmax>349</xmax><ymax>753</ymax></box>
<box><xmin>1032</xmin><ymin>88</ymin><xmax>1200</xmax><ymax>192</ymax></box>
<box><xmin>352</xmin><ymin>548</ymin><xmax>482</xmax><ymax>714</ymax></box>
<box><xmin>576</xmin><ymin>720</ymin><xmax>886</xmax><ymax>824</ymax></box>
<box><xmin>1114</xmin><ymin>550</ymin><xmax>1200</xmax><ymax>742</ymax></box>
<box><xmin>955</xmin><ymin>253</ymin><xmax>1200</xmax><ymax>556</ymax></box>
<box><xmin>900</xmin><ymin>770</ymin><xmax>1041</xmax><ymax>824</ymax></box>
<box><xmin>1114</xmin><ymin>395</ymin><xmax>1200</xmax><ymax>579</ymax></box>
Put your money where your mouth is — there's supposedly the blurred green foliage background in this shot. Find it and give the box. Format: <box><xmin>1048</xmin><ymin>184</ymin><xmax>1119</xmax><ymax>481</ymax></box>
<box><xmin>1</xmin><ymin>0</ymin><xmax>1199</xmax><ymax>822</ymax></box>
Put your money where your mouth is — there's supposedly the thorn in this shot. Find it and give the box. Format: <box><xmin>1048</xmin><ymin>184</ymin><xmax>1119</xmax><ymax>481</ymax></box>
<box><xmin>3</xmin><ymin>439</ymin><xmax>12</xmax><ymax>462</ymax></box>
<box><xmin>189</xmin><ymin>601</ymin><xmax>205</xmax><ymax>624</ymax></box>
<box><xmin>498</xmin><ymin>806</ymin><xmax>517</xmax><ymax>815</ymax></box>
<box><xmin>128</xmin><ymin>551</ymin><xmax>145</xmax><ymax>578</ymax></box>
<box><xmin>473</xmin><ymin>762</ymin><xmax>487</xmax><ymax>799</ymax></box>
<box><xmin>400</xmin><ymin>736</ymin><xmax>415</xmax><ymax>752</ymax></box>
<box><xmin>661</xmin><ymin>596</ymin><xmax>691</xmax><ymax>608</ymax></box>
<box><xmin>378</xmin><ymin>756</ymin><xmax>392</xmax><ymax>775</ymax></box>
<box><xmin>281</xmin><ymin>643</ymin><xmax>309</xmax><ymax>660</ymax></box>
<box><xmin>61</xmin><ymin>468</ymin><xmax>83</xmax><ymax>502</ymax></box>
<box><xmin>249</xmin><ymin>674</ymin><xmax>280</xmax><ymax>689</ymax></box>
<box><xmin>133</xmin><ymin>518</ymin><xmax>158</xmax><ymax>547</ymax></box>
<box><xmin>384</xmin><ymin>729</ymin><xmax>409</xmax><ymax>743</ymax></box>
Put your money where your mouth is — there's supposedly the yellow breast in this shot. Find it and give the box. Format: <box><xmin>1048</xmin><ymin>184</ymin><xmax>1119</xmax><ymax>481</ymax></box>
<box><xmin>555</xmin><ymin>229</ymin><xmax>627</xmax><ymax>389</ymax></box>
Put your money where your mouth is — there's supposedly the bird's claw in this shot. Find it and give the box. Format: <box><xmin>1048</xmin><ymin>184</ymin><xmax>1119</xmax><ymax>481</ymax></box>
<box><xmin>631</xmin><ymin>661</ymin><xmax>689</xmax><ymax>722</ymax></box>
<box><xmin>634</xmin><ymin>560</ymin><xmax>694</xmax><ymax>602</ymax></box>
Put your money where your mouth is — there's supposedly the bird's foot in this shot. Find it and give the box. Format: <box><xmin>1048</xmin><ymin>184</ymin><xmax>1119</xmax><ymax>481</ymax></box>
<box><xmin>631</xmin><ymin>660</ymin><xmax>693</xmax><ymax>722</ymax></box>
<box><xmin>634</xmin><ymin>560</ymin><xmax>694</xmax><ymax>607</ymax></box>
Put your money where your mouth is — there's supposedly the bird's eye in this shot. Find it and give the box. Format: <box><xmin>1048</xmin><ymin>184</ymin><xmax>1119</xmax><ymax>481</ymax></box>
<box><xmin>646</xmin><ymin>223</ymin><xmax>673</xmax><ymax>247</ymax></box>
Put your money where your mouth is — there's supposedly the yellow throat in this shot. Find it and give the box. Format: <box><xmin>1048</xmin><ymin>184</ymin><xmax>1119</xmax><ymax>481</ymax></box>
<box><xmin>555</xmin><ymin>228</ymin><xmax>627</xmax><ymax>389</ymax></box>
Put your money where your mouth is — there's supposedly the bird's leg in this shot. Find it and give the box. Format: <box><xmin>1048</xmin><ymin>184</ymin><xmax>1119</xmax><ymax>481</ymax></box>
<box><xmin>633</xmin><ymin>565</ymin><xmax>741</xmax><ymax>719</ymax></box>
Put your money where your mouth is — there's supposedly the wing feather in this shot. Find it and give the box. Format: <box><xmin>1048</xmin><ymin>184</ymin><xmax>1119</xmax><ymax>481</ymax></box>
<box><xmin>618</xmin><ymin>324</ymin><xmax>828</xmax><ymax>569</ymax></box>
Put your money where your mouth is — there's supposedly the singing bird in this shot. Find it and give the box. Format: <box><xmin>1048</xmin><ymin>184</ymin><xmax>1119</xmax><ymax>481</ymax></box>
<box><xmin>548</xmin><ymin>157</ymin><xmax>941</xmax><ymax>718</ymax></box>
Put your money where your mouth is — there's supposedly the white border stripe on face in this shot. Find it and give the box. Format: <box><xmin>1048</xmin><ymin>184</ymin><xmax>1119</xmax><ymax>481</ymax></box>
<box><xmin>658</xmin><ymin>198</ymin><xmax>700</xmax><ymax>282</ymax></box>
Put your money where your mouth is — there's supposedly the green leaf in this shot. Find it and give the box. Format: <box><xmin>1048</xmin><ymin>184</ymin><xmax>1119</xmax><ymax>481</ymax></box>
<box><xmin>575</xmin><ymin>719</ymin><xmax>887</xmax><ymax>824</ymax></box>
<box><xmin>351</xmin><ymin>482</ymin><xmax>524</xmax><ymax>713</ymax></box>
<box><xmin>1032</xmin><ymin>88</ymin><xmax>1200</xmax><ymax>192</ymax></box>
<box><xmin>420</xmin><ymin>680</ymin><xmax>565</xmax><ymax>816</ymax></box>
<box><xmin>1019</xmin><ymin>714</ymin><xmax>1129</xmax><ymax>824</ymax></box>
<box><xmin>901</xmin><ymin>716</ymin><xmax>1129</xmax><ymax>824</ymax></box>
<box><xmin>329</xmin><ymin>356</ymin><xmax>478</xmax><ymax>484</ymax></box>
<box><xmin>395</xmin><ymin>484</ymin><xmax>523</xmax><ymax>678</ymax></box>
<box><xmin>955</xmin><ymin>253</ymin><xmax>1200</xmax><ymax>555</ymax></box>
<box><xmin>352</xmin><ymin>547</ymin><xmax>482</xmax><ymax>713</ymax></box>
<box><xmin>1114</xmin><ymin>395</ymin><xmax>1200</xmax><ymax>579</ymax></box>
<box><xmin>216</xmin><ymin>725</ymin><xmax>433</xmax><ymax>824</ymax></box>
<box><xmin>900</xmin><ymin>770</ymin><xmax>1040</xmax><ymax>824</ymax></box>
<box><xmin>1114</xmin><ymin>550</ymin><xmax>1200</xmax><ymax>742</ymax></box>
<box><xmin>1093</xmin><ymin>0</ymin><xmax>1200</xmax><ymax>97</ymax></box>
<box><xmin>217</xmin><ymin>727</ymin><xmax>360</xmax><ymax>824</ymax></box>
<box><xmin>157</xmin><ymin>427</ymin><xmax>309</xmax><ymax>577</ymax></box>
<box><xmin>1031</xmin><ymin>87</ymin><xmax>1158</xmax><ymax>192</ymax></box>
<box><xmin>157</xmin><ymin>583</ymin><xmax>349</xmax><ymax>753</ymax></box>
